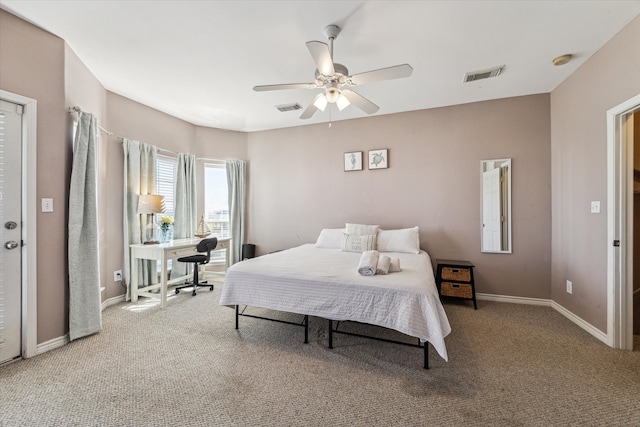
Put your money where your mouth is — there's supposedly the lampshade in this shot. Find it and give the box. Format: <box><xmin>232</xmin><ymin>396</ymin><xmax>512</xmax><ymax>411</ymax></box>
<box><xmin>336</xmin><ymin>93</ymin><xmax>350</xmax><ymax>111</ymax></box>
<box><xmin>137</xmin><ymin>194</ymin><xmax>165</xmax><ymax>215</ymax></box>
<box><xmin>313</xmin><ymin>94</ymin><xmax>328</xmax><ymax>111</ymax></box>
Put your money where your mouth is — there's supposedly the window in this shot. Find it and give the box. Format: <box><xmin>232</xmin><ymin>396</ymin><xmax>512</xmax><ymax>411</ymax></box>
<box><xmin>204</xmin><ymin>162</ymin><xmax>229</xmax><ymax>239</ymax></box>
<box><xmin>156</xmin><ymin>155</ymin><xmax>177</xmax><ymax>240</ymax></box>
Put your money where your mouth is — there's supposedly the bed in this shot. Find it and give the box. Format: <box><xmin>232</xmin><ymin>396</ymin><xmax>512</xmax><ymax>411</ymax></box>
<box><xmin>219</xmin><ymin>227</ymin><xmax>451</xmax><ymax>368</ymax></box>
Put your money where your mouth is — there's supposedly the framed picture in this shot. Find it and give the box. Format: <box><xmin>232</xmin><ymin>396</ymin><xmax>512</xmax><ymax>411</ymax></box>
<box><xmin>344</xmin><ymin>151</ymin><xmax>363</xmax><ymax>171</ymax></box>
<box><xmin>368</xmin><ymin>149</ymin><xmax>388</xmax><ymax>169</ymax></box>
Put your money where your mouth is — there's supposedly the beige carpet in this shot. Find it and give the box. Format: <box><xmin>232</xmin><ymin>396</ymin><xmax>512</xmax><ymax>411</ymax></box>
<box><xmin>1</xmin><ymin>280</ymin><xmax>639</xmax><ymax>426</ymax></box>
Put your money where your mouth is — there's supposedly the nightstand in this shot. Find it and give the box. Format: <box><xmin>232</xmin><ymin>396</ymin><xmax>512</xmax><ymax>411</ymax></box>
<box><xmin>435</xmin><ymin>259</ymin><xmax>477</xmax><ymax>309</ymax></box>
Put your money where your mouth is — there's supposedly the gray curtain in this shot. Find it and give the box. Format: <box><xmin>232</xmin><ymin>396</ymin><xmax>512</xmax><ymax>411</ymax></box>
<box><xmin>170</xmin><ymin>153</ymin><xmax>197</xmax><ymax>279</ymax></box>
<box><xmin>226</xmin><ymin>160</ymin><xmax>246</xmax><ymax>265</ymax></box>
<box><xmin>122</xmin><ymin>139</ymin><xmax>158</xmax><ymax>300</ymax></box>
<box><xmin>68</xmin><ymin>112</ymin><xmax>102</xmax><ymax>340</ymax></box>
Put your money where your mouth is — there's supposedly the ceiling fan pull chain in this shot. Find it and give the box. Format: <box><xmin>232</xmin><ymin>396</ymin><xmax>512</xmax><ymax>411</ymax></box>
<box><xmin>329</xmin><ymin>106</ymin><xmax>332</xmax><ymax>128</ymax></box>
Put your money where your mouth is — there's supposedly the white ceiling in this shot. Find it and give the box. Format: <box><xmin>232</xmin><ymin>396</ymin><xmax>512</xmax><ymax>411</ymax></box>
<box><xmin>2</xmin><ymin>1</ymin><xmax>639</xmax><ymax>132</ymax></box>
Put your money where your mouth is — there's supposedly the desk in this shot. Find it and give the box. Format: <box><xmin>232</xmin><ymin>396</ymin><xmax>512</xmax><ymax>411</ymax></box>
<box><xmin>130</xmin><ymin>237</ymin><xmax>231</xmax><ymax>308</ymax></box>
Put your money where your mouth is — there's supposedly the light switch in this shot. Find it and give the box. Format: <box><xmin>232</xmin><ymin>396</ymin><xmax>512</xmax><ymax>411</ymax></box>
<box><xmin>41</xmin><ymin>198</ymin><xmax>53</xmax><ymax>212</ymax></box>
<box><xmin>591</xmin><ymin>201</ymin><xmax>600</xmax><ymax>214</ymax></box>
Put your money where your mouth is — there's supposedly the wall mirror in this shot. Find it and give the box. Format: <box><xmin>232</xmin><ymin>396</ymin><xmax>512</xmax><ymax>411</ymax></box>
<box><xmin>481</xmin><ymin>159</ymin><xmax>512</xmax><ymax>253</ymax></box>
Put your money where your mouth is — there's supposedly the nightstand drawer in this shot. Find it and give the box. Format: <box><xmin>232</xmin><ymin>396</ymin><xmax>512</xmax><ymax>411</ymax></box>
<box><xmin>440</xmin><ymin>282</ymin><xmax>473</xmax><ymax>299</ymax></box>
<box><xmin>441</xmin><ymin>266</ymin><xmax>471</xmax><ymax>282</ymax></box>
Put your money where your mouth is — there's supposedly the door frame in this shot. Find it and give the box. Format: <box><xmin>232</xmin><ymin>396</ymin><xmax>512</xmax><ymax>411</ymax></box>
<box><xmin>0</xmin><ymin>90</ymin><xmax>37</xmax><ymax>358</ymax></box>
<box><xmin>607</xmin><ymin>93</ymin><xmax>640</xmax><ymax>351</ymax></box>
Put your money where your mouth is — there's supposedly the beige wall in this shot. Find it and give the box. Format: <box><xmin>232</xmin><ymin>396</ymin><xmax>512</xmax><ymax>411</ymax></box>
<box><xmin>104</xmin><ymin>93</ymin><xmax>248</xmax><ymax>301</ymax></box>
<box><xmin>550</xmin><ymin>15</ymin><xmax>640</xmax><ymax>332</ymax></box>
<box><xmin>0</xmin><ymin>9</ymin><xmax>248</xmax><ymax>343</ymax></box>
<box><xmin>3</xmin><ymin>6</ymin><xmax>638</xmax><ymax>346</ymax></box>
<box><xmin>247</xmin><ymin>94</ymin><xmax>552</xmax><ymax>298</ymax></box>
<box><xmin>0</xmin><ymin>10</ymin><xmax>68</xmax><ymax>343</ymax></box>
<box><xmin>104</xmin><ymin>92</ymin><xmax>196</xmax><ymax>300</ymax></box>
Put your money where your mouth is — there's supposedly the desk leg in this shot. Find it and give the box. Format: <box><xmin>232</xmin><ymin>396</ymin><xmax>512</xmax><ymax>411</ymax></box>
<box><xmin>131</xmin><ymin>255</ymin><xmax>139</xmax><ymax>303</ymax></box>
<box><xmin>160</xmin><ymin>256</ymin><xmax>168</xmax><ymax>308</ymax></box>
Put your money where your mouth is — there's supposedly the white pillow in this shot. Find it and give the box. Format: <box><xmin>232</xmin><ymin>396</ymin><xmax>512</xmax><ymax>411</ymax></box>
<box><xmin>315</xmin><ymin>228</ymin><xmax>345</xmax><ymax>249</ymax></box>
<box><xmin>345</xmin><ymin>223</ymin><xmax>379</xmax><ymax>236</ymax></box>
<box><xmin>341</xmin><ymin>233</ymin><xmax>377</xmax><ymax>253</ymax></box>
<box><xmin>376</xmin><ymin>227</ymin><xmax>420</xmax><ymax>254</ymax></box>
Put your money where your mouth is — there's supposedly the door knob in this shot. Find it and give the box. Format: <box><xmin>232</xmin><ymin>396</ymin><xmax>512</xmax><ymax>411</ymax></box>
<box><xmin>4</xmin><ymin>241</ymin><xmax>19</xmax><ymax>250</ymax></box>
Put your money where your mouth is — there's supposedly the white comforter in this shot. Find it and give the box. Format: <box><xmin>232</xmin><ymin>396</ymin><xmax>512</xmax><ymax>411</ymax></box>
<box><xmin>219</xmin><ymin>244</ymin><xmax>451</xmax><ymax>361</ymax></box>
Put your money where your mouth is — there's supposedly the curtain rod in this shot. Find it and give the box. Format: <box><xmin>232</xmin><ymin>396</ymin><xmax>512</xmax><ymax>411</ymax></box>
<box><xmin>68</xmin><ymin>106</ymin><xmax>113</xmax><ymax>136</ymax></box>
<box><xmin>115</xmin><ymin>139</ymin><xmax>222</xmax><ymax>163</ymax></box>
<box><xmin>116</xmin><ymin>137</ymin><xmax>178</xmax><ymax>156</ymax></box>
<box><xmin>158</xmin><ymin>147</ymin><xmax>178</xmax><ymax>156</ymax></box>
<box><xmin>197</xmin><ymin>157</ymin><xmax>226</xmax><ymax>163</ymax></box>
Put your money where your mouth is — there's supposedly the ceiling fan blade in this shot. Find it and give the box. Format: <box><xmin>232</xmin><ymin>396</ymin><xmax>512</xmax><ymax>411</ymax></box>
<box><xmin>342</xmin><ymin>90</ymin><xmax>379</xmax><ymax>115</ymax></box>
<box><xmin>300</xmin><ymin>94</ymin><xmax>324</xmax><ymax>119</ymax></box>
<box><xmin>348</xmin><ymin>64</ymin><xmax>413</xmax><ymax>85</ymax></box>
<box><xmin>306</xmin><ymin>41</ymin><xmax>335</xmax><ymax>76</ymax></box>
<box><xmin>253</xmin><ymin>83</ymin><xmax>316</xmax><ymax>92</ymax></box>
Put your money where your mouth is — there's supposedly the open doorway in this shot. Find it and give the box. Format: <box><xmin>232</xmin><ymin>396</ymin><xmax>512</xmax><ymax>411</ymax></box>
<box><xmin>608</xmin><ymin>94</ymin><xmax>640</xmax><ymax>352</ymax></box>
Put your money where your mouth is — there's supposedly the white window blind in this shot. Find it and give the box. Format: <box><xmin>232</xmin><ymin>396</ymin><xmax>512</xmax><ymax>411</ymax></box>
<box><xmin>156</xmin><ymin>155</ymin><xmax>177</xmax><ymax>217</ymax></box>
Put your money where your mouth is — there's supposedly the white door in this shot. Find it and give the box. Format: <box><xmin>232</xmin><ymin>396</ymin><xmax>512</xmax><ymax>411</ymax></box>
<box><xmin>482</xmin><ymin>167</ymin><xmax>502</xmax><ymax>251</ymax></box>
<box><xmin>0</xmin><ymin>99</ymin><xmax>23</xmax><ymax>364</ymax></box>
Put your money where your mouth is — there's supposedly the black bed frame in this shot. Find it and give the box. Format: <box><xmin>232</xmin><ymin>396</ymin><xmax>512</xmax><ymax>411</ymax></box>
<box><xmin>234</xmin><ymin>305</ymin><xmax>430</xmax><ymax>369</ymax></box>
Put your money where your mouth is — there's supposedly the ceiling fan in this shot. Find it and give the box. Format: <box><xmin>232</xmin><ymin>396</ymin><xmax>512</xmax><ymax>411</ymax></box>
<box><xmin>253</xmin><ymin>25</ymin><xmax>413</xmax><ymax>120</ymax></box>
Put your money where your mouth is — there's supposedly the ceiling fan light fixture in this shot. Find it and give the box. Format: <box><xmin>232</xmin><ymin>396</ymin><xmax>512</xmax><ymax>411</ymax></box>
<box><xmin>313</xmin><ymin>94</ymin><xmax>328</xmax><ymax>111</ymax></box>
<box><xmin>326</xmin><ymin>87</ymin><xmax>340</xmax><ymax>103</ymax></box>
<box><xmin>336</xmin><ymin>93</ymin><xmax>350</xmax><ymax>111</ymax></box>
<box><xmin>255</xmin><ymin>23</ymin><xmax>410</xmax><ymax>120</ymax></box>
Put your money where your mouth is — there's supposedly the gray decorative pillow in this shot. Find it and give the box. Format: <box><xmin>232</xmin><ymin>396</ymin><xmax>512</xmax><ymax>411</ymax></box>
<box><xmin>341</xmin><ymin>233</ymin><xmax>377</xmax><ymax>253</ymax></box>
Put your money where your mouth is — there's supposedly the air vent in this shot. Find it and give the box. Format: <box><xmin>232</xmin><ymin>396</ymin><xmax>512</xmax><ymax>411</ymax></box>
<box><xmin>275</xmin><ymin>103</ymin><xmax>303</xmax><ymax>112</ymax></box>
<box><xmin>463</xmin><ymin>65</ymin><xmax>505</xmax><ymax>83</ymax></box>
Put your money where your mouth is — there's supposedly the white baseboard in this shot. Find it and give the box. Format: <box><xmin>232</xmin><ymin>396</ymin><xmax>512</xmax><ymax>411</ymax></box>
<box><xmin>101</xmin><ymin>294</ymin><xmax>126</xmax><ymax>311</ymax></box>
<box><xmin>36</xmin><ymin>334</ymin><xmax>69</xmax><ymax>355</ymax></box>
<box><xmin>33</xmin><ymin>295</ymin><xmax>124</xmax><ymax>357</ymax></box>
<box><xmin>476</xmin><ymin>292</ymin><xmax>608</xmax><ymax>345</ymax></box>
<box><xmin>476</xmin><ymin>293</ymin><xmax>552</xmax><ymax>306</ymax></box>
<box><xmin>550</xmin><ymin>301</ymin><xmax>609</xmax><ymax>345</ymax></box>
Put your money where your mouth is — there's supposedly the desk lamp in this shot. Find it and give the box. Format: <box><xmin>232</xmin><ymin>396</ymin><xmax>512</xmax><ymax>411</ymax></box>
<box><xmin>137</xmin><ymin>194</ymin><xmax>165</xmax><ymax>244</ymax></box>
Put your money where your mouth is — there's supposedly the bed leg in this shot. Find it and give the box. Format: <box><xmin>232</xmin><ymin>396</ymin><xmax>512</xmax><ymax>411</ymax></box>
<box><xmin>304</xmin><ymin>315</ymin><xmax>309</xmax><ymax>344</ymax></box>
<box><xmin>328</xmin><ymin>320</ymin><xmax>333</xmax><ymax>349</ymax></box>
<box><xmin>235</xmin><ymin>305</ymin><xmax>239</xmax><ymax>330</ymax></box>
<box><xmin>423</xmin><ymin>342</ymin><xmax>429</xmax><ymax>370</ymax></box>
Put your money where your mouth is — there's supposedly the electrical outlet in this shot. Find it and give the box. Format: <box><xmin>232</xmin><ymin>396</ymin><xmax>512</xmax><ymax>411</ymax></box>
<box><xmin>566</xmin><ymin>280</ymin><xmax>572</xmax><ymax>294</ymax></box>
<box><xmin>114</xmin><ymin>270</ymin><xmax>122</xmax><ymax>282</ymax></box>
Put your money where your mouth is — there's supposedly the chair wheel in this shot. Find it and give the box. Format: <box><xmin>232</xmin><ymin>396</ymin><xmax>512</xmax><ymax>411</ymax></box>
<box><xmin>209</xmin><ymin>286</ymin><xmax>214</xmax><ymax>291</ymax></box>
<box><xmin>175</xmin><ymin>289</ymin><xmax>180</xmax><ymax>294</ymax></box>
<box><xmin>192</xmin><ymin>291</ymin><xmax>196</xmax><ymax>296</ymax></box>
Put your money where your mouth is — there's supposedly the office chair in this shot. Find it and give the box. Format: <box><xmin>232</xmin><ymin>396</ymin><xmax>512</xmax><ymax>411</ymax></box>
<box><xmin>175</xmin><ymin>237</ymin><xmax>218</xmax><ymax>296</ymax></box>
